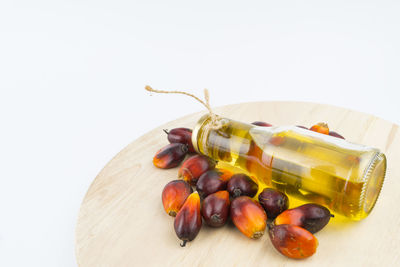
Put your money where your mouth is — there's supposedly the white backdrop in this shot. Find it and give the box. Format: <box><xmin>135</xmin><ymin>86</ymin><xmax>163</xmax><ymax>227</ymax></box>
<box><xmin>1</xmin><ymin>1</ymin><xmax>399</xmax><ymax>266</ymax></box>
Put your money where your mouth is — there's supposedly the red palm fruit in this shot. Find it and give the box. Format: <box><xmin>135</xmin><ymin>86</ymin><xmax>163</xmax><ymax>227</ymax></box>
<box><xmin>268</xmin><ymin>224</ymin><xmax>318</xmax><ymax>259</ymax></box>
<box><xmin>153</xmin><ymin>143</ymin><xmax>188</xmax><ymax>169</ymax></box>
<box><xmin>164</xmin><ymin>127</ymin><xmax>195</xmax><ymax>153</ymax></box>
<box><xmin>251</xmin><ymin>121</ymin><xmax>272</xmax><ymax>127</ymax></box>
<box><xmin>296</xmin><ymin>125</ymin><xmax>309</xmax><ymax>129</ymax></box>
<box><xmin>178</xmin><ymin>155</ymin><xmax>216</xmax><ymax>185</ymax></box>
<box><xmin>347</xmin><ymin>155</ymin><xmax>360</xmax><ymax>164</ymax></box>
<box><xmin>174</xmin><ymin>192</ymin><xmax>202</xmax><ymax>247</ymax></box>
<box><xmin>201</xmin><ymin>191</ymin><xmax>230</xmax><ymax>227</ymax></box>
<box><xmin>196</xmin><ymin>170</ymin><xmax>227</xmax><ymax>199</ymax></box>
<box><xmin>329</xmin><ymin>130</ymin><xmax>345</xmax><ymax>139</ymax></box>
<box><xmin>230</xmin><ymin>196</ymin><xmax>267</xmax><ymax>239</ymax></box>
<box><xmin>227</xmin><ymin>173</ymin><xmax>258</xmax><ymax>198</ymax></box>
<box><xmin>246</xmin><ymin>141</ymin><xmax>272</xmax><ymax>187</ymax></box>
<box><xmin>217</xmin><ymin>168</ymin><xmax>234</xmax><ymax>182</ymax></box>
<box><xmin>269</xmin><ymin>136</ymin><xmax>286</xmax><ymax>146</ymax></box>
<box><xmin>274</xmin><ymin>203</ymin><xmax>333</xmax><ymax>233</ymax></box>
<box><xmin>258</xmin><ymin>188</ymin><xmax>289</xmax><ymax>219</ymax></box>
<box><xmin>310</xmin><ymin>122</ymin><xmax>329</xmax><ymax>135</ymax></box>
<box><xmin>162</xmin><ymin>180</ymin><xmax>192</xmax><ymax>217</ymax></box>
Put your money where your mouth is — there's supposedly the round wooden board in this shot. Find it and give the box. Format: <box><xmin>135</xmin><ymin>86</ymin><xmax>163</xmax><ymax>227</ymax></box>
<box><xmin>76</xmin><ymin>101</ymin><xmax>400</xmax><ymax>267</ymax></box>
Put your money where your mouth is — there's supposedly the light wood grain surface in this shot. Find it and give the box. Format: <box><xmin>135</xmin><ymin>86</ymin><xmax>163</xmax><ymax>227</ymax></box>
<box><xmin>75</xmin><ymin>101</ymin><xmax>400</xmax><ymax>267</ymax></box>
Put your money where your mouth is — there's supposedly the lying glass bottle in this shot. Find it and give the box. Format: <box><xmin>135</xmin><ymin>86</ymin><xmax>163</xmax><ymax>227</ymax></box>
<box><xmin>192</xmin><ymin>114</ymin><xmax>386</xmax><ymax>220</ymax></box>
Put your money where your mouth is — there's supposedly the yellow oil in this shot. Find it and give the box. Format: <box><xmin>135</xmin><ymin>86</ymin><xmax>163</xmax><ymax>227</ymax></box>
<box><xmin>196</xmin><ymin>117</ymin><xmax>386</xmax><ymax>220</ymax></box>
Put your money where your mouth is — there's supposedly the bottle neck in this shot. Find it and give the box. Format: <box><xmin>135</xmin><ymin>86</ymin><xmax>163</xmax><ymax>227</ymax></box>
<box><xmin>192</xmin><ymin>114</ymin><xmax>217</xmax><ymax>155</ymax></box>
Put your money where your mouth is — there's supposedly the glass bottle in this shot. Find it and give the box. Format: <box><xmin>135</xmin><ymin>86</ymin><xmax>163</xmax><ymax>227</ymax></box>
<box><xmin>192</xmin><ymin>114</ymin><xmax>386</xmax><ymax>220</ymax></box>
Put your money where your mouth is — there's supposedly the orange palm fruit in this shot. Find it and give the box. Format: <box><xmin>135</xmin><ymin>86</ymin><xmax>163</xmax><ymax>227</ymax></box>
<box><xmin>268</xmin><ymin>224</ymin><xmax>318</xmax><ymax>259</ymax></box>
<box><xmin>310</xmin><ymin>122</ymin><xmax>329</xmax><ymax>135</ymax></box>
<box><xmin>174</xmin><ymin>192</ymin><xmax>202</xmax><ymax>247</ymax></box>
<box><xmin>153</xmin><ymin>143</ymin><xmax>188</xmax><ymax>169</ymax></box>
<box><xmin>178</xmin><ymin>154</ymin><xmax>216</xmax><ymax>185</ymax></box>
<box><xmin>274</xmin><ymin>203</ymin><xmax>333</xmax><ymax>233</ymax></box>
<box><xmin>162</xmin><ymin>180</ymin><xmax>192</xmax><ymax>217</ymax></box>
<box><xmin>230</xmin><ymin>196</ymin><xmax>267</xmax><ymax>239</ymax></box>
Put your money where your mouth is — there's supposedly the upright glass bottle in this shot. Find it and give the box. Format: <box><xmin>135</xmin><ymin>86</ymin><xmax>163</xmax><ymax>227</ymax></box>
<box><xmin>192</xmin><ymin>114</ymin><xmax>386</xmax><ymax>220</ymax></box>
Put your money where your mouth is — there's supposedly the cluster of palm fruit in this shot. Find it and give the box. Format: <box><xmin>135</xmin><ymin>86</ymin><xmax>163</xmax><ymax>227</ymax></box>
<box><xmin>154</xmin><ymin>122</ymin><xmax>341</xmax><ymax>259</ymax></box>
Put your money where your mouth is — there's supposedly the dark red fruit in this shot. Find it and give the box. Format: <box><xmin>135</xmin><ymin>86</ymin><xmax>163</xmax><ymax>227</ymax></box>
<box><xmin>268</xmin><ymin>224</ymin><xmax>318</xmax><ymax>259</ymax></box>
<box><xmin>227</xmin><ymin>173</ymin><xmax>258</xmax><ymax>198</ymax></box>
<box><xmin>201</xmin><ymin>191</ymin><xmax>230</xmax><ymax>227</ymax></box>
<box><xmin>174</xmin><ymin>192</ymin><xmax>202</xmax><ymax>247</ymax></box>
<box><xmin>329</xmin><ymin>131</ymin><xmax>345</xmax><ymax>139</ymax></box>
<box><xmin>258</xmin><ymin>188</ymin><xmax>289</xmax><ymax>219</ymax></box>
<box><xmin>196</xmin><ymin>170</ymin><xmax>227</xmax><ymax>199</ymax></box>
<box><xmin>153</xmin><ymin>143</ymin><xmax>188</xmax><ymax>169</ymax></box>
<box><xmin>178</xmin><ymin>155</ymin><xmax>216</xmax><ymax>185</ymax></box>
<box><xmin>162</xmin><ymin>180</ymin><xmax>192</xmax><ymax>217</ymax></box>
<box><xmin>274</xmin><ymin>203</ymin><xmax>333</xmax><ymax>233</ymax></box>
<box><xmin>251</xmin><ymin>121</ymin><xmax>272</xmax><ymax>127</ymax></box>
<box><xmin>296</xmin><ymin>125</ymin><xmax>308</xmax><ymax>129</ymax></box>
<box><xmin>164</xmin><ymin>127</ymin><xmax>195</xmax><ymax>153</ymax></box>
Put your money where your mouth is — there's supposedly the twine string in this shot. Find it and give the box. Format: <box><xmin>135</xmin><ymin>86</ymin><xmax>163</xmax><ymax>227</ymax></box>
<box><xmin>144</xmin><ymin>85</ymin><xmax>222</xmax><ymax>129</ymax></box>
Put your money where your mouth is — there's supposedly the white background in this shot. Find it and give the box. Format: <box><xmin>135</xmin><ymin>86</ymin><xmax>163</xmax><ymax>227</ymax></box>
<box><xmin>1</xmin><ymin>1</ymin><xmax>399</xmax><ymax>266</ymax></box>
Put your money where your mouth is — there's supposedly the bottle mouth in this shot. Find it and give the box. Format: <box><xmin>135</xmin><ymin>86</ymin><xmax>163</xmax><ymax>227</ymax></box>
<box><xmin>192</xmin><ymin>114</ymin><xmax>212</xmax><ymax>154</ymax></box>
<box><xmin>360</xmin><ymin>152</ymin><xmax>386</xmax><ymax>216</ymax></box>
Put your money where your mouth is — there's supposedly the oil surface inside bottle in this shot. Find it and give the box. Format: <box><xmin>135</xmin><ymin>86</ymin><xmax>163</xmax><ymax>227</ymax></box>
<box><xmin>197</xmin><ymin>118</ymin><xmax>384</xmax><ymax>220</ymax></box>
